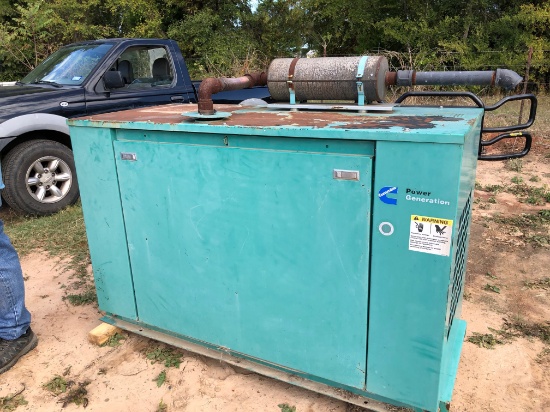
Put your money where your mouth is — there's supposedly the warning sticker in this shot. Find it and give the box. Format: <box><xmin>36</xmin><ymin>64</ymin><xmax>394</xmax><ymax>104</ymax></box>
<box><xmin>409</xmin><ymin>215</ymin><xmax>454</xmax><ymax>256</ymax></box>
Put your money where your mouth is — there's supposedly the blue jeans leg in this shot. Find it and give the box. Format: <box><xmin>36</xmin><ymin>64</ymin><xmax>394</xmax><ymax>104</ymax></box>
<box><xmin>0</xmin><ymin>219</ymin><xmax>31</xmax><ymax>340</ymax></box>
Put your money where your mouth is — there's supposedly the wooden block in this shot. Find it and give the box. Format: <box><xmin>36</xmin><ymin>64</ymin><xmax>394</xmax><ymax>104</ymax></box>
<box><xmin>88</xmin><ymin>323</ymin><xmax>122</xmax><ymax>346</ymax></box>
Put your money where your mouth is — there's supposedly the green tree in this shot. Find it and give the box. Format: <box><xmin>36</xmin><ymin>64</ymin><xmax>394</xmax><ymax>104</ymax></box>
<box><xmin>0</xmin><ymin>0</ymin><xmax>165</xmax><ymax>80</ymax></box>
<box><xmin>0</xmin><ymin>0</ymin><xmax>549</xmax><ymax>86</ymax></box>
<box><xmin>0</xmin><ymin>0</ymin><xmax>56</xmax><ymax>78</ymax></box>
<box><xmin>244</xmin><ymin>0</ymin><xmax>307</xmax><ymax>57</ymax></box>
<box><xmin>167</xmin><ymin>1</ymin><xmax>269</xmax><ymax>77</ymax></box>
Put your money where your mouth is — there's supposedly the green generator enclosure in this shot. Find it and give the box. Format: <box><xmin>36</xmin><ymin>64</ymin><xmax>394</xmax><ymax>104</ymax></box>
<box><xmin>68</xmin><ymin>103</ymin><xmax>482</xmax><ymax>411</ymax></box>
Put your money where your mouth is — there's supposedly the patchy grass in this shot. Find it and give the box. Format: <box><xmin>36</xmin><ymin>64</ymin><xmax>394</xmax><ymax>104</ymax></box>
<box><xmin>527</xmin><ymin>94</ymin><xmax>550</xmax><ymax>138</ymax></box>
<box><xmin>483</xmin><ymin>283</ymin><xmax>501</xmax><ymax>294</ymax></box>
<box><xmin>475</xmin><ymin>199</ymin><xmax>490</xmax><ymax>209</ymax></box>
<box><xmin>58</xmin><ymin>381</ymin><xmax>91</xmax><ymax>408</ymax></box>
<box><xmin>63</xmin><ymin>287</ymin><xmax>97</xmax><ymax>306</ymax></box>
<box><xmin>43</xmin><ymin>376</ymin><xmax>69</xmax><ymax>396</ymax></box>
<box><xmin>101</xmin><ymin>332</ymin><xmax>126</xmax><ymax>347</ymax></box>
<box><xmin>278</xmin><ymin>404</ymin><xmax>297</xmax><ymax>412</ymax></box>
<box><xmin>43</xmin><ymin>375</ymin><xmax>91</xmax><ymax>407</ymax></box>
<box><xmin>478</xmin><ymin>178</ymin><xmax>550</xmax><ymax>206</ymax></box>
<box><xmin>154</xmin><ymin>370</ymin><xmax>167</xmax><ymax>387</ymax></box>
<box><xmin>503</xmin><ymin>320</ymin><xmax>550</xmax><ymax>344</ymax></box>
<box><xmin>156</xmin><ymin>400</ymin><xmax>168</xmax><ymax>412</ymax></box>
<box><xmin>0</xmin><ymin>387</ymin><xmax>28</xmax><ymax>411</ymax></box>
<box><xmin>145</xmin><ymin>346</ymin><xmax>183</xmax><ymax>368</ymax></box>
<box><xmin>1</xmin><ymin>203</ymin><xmax>94</xmax><ymax>304</ymax></box>
<box><xmin>471</xmin><ymin>320</ymin><xmax>550</xmax><ymax>350</ymax></box>
<box><xmin>491</xmin><ymin>211</ymin><xmax>550</xmax><ymax>247</ymax></box>
<box><xmin>523</xmin><ymin>277</ymin><xmax>550</xmax><ymax>290</ymax></box>
<box><xmin>507</xmin><ymin>183</ymin><xmax>550</xmax><ymax>205</ymax></box>
<box><xmin>2</xmin><ymin>203</ymin><xmax>89</xmax><ymax>277</ymax></box>
<box><xmin>481</xmin><ymin>184</ymin><xmax>504</xmax><ymax>193</ymax></box>
<box><xmin>467</xmin><ymin>332</ymin><xmax>505</xmax><ymax>349</ymax></box>
<box><xmin>536</xmin><ymin>347</ymin><xmax>550</xmax><ymax>364</ymax></box>
<box><xmin>505</xmin><ymin>158</ymin><xmax>523</xmax><ymax>173</ymax></box>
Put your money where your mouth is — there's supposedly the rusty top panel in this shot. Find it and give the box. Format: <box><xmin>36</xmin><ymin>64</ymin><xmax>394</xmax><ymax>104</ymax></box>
<box><xmin>69</xmin><ymin>103</ymin><xmax>484</xmax><ymax>144</ymax></box>
<box><xmin>73</xmin><ymin>103</ymin><xmax>470</xmax><ymax>129</ymax></box>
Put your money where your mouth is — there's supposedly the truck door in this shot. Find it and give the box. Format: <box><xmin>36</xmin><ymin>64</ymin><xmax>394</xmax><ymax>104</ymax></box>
<box><xmin>85</xmin><ymin>44</ymin><xmax>191</xmax><ymax>115</ymax></box>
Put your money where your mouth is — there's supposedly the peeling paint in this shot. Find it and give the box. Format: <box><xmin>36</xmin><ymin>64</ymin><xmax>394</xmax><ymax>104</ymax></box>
<box><xmin>71</xmin><ymin>103</ymin><xmax>470</xmax><ymax>134</ymax></box>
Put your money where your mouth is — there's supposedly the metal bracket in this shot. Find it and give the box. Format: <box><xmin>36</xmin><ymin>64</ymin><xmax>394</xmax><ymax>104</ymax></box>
<box><xmin>356</xmin><ymin>56</ymin><xmax>369</xmax><ymax>106</ymax></box>
<box><xmin>288</xmin><ymin>57</ymin><xmax>300</xmax><ymax>105</ymax></box>
<box><xmin>287</xmin><ymin>82</ymin><xmax>296</xmax><ymax>105</ymax></box>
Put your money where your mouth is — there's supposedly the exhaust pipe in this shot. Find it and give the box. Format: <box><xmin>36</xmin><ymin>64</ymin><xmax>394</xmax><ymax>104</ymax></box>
<box><xmin>385</xmin><ymin>69</ymin><xmax>522</xmax><ymax>90</ymax></box>
<box><xmin>197</xmin><ymin>58</ymin><xmax>522</xmax><ymax>111</ymax></box>
<box><xmin>198</xmin><ymin>72</ymin><xmax>268</xmax><ymax>115</ymax></box>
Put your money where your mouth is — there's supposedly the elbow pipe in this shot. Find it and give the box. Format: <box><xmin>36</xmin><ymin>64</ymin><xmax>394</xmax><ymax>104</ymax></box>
<box><xmin>198</xmin><ymin>72</ymin><xmax>268</xmax><ymax>115</ymax></box>
<box><xmin>386</xmin><ymin>68</ymin><xmax>522</xmax><ymax>90</ymax></box>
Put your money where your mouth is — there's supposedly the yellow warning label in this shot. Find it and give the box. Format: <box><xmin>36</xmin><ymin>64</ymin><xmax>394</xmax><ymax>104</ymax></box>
<box><xmin>411</xmin><ymin>215</ymin><xmax>454</xmax><ymax>226</ymax></box>
<box><xmin>410</xmin><ymin>214</ymin><xmax>454</xmax><ymax>256</ymax></box>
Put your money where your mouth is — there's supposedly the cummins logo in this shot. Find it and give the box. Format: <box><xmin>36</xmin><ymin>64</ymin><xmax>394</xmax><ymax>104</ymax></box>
<box><xmin>378</xmin><ymin>186</ymin><xmax>398</xmax><ymax>205</ymax></box>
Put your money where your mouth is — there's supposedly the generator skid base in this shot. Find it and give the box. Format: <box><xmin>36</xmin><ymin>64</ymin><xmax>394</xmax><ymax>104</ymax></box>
<box><xmin>103</xmin><ymin>316</ymin><xmax>434</xmax><ymax>412</ymax></box>
<box><xmin>69</xmin><ymin>103</ymin><xmax>482</xmax><ymax>411</ymax></box>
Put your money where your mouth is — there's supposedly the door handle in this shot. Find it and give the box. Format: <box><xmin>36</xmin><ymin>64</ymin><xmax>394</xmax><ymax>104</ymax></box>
<box><xmin>171</xmin><ymin>95</ymin><xmax>184</xmax><ymax>102</ymax></box>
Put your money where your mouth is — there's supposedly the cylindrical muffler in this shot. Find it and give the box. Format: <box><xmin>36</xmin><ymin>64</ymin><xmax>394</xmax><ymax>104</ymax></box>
<box><xmin>267</xmin><ymin>56</ymin><xmax>389</xmax><ymax>103</ymax></box>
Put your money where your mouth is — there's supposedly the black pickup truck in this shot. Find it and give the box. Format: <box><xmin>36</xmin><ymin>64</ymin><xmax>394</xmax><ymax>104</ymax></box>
<box><xmin>0</xmin><ymin>38</ymin><xmax>270</xmax><ymax>215</ymax></box>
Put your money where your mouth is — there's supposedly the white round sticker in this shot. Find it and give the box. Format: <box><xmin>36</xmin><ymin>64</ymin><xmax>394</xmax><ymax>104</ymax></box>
<box><xmin>379</xmin><ymin>221</ymin><xmax>394</xmax><ymax>236</ymax></box>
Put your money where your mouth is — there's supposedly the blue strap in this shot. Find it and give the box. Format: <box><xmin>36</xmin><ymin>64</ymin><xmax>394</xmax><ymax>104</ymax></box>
<box><xmin>356</xmin><ymin>56</ymin><xmax>369</xmax><ymax>106</ymax></box>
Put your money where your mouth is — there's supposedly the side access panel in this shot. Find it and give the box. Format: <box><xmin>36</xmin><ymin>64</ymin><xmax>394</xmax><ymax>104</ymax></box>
<box><xmin>368</xmin><ymin>139</ymin><xmax>464</xmax><ymax>411</ymax></box>
<box><xmin>70</xmin><ymin>126</ymin><xmax>138</xmax><ymax>319</ymax></box>
<box><xmin>114</xmin><ymin>138</ymin><xmax>373</xmax><ymax>389</ymax></box>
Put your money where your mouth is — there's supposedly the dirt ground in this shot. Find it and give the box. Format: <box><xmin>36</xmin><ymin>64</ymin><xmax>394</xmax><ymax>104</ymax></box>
<box><xmin>0</xmin><ymin>152</ymin><xmax>549</xmax><ymax>412</ymax></box>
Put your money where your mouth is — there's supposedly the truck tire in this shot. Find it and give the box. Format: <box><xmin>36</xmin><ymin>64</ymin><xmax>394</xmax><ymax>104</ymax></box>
<box><xmin>2</xmin><ymin>140</ymin><xmax>79</xmax><ymax>215</ymax></box>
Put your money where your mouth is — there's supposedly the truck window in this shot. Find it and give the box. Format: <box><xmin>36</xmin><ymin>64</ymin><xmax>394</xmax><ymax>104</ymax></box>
<box><xmin>21</xmin><ymin>43</ymin><xmax>113</xmax><ymax>86</ymax></box>
<box><xmin>111</xmin><ymin>46</ymin><xmax>174</xmax><ymax>90</ymax></box>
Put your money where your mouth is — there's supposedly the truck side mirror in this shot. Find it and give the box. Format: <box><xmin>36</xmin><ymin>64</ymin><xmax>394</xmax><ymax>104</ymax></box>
<box><xmin>104</xmin><ymin>71</ymin><xmax>125</xmax><ymax>89</ymax></box>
